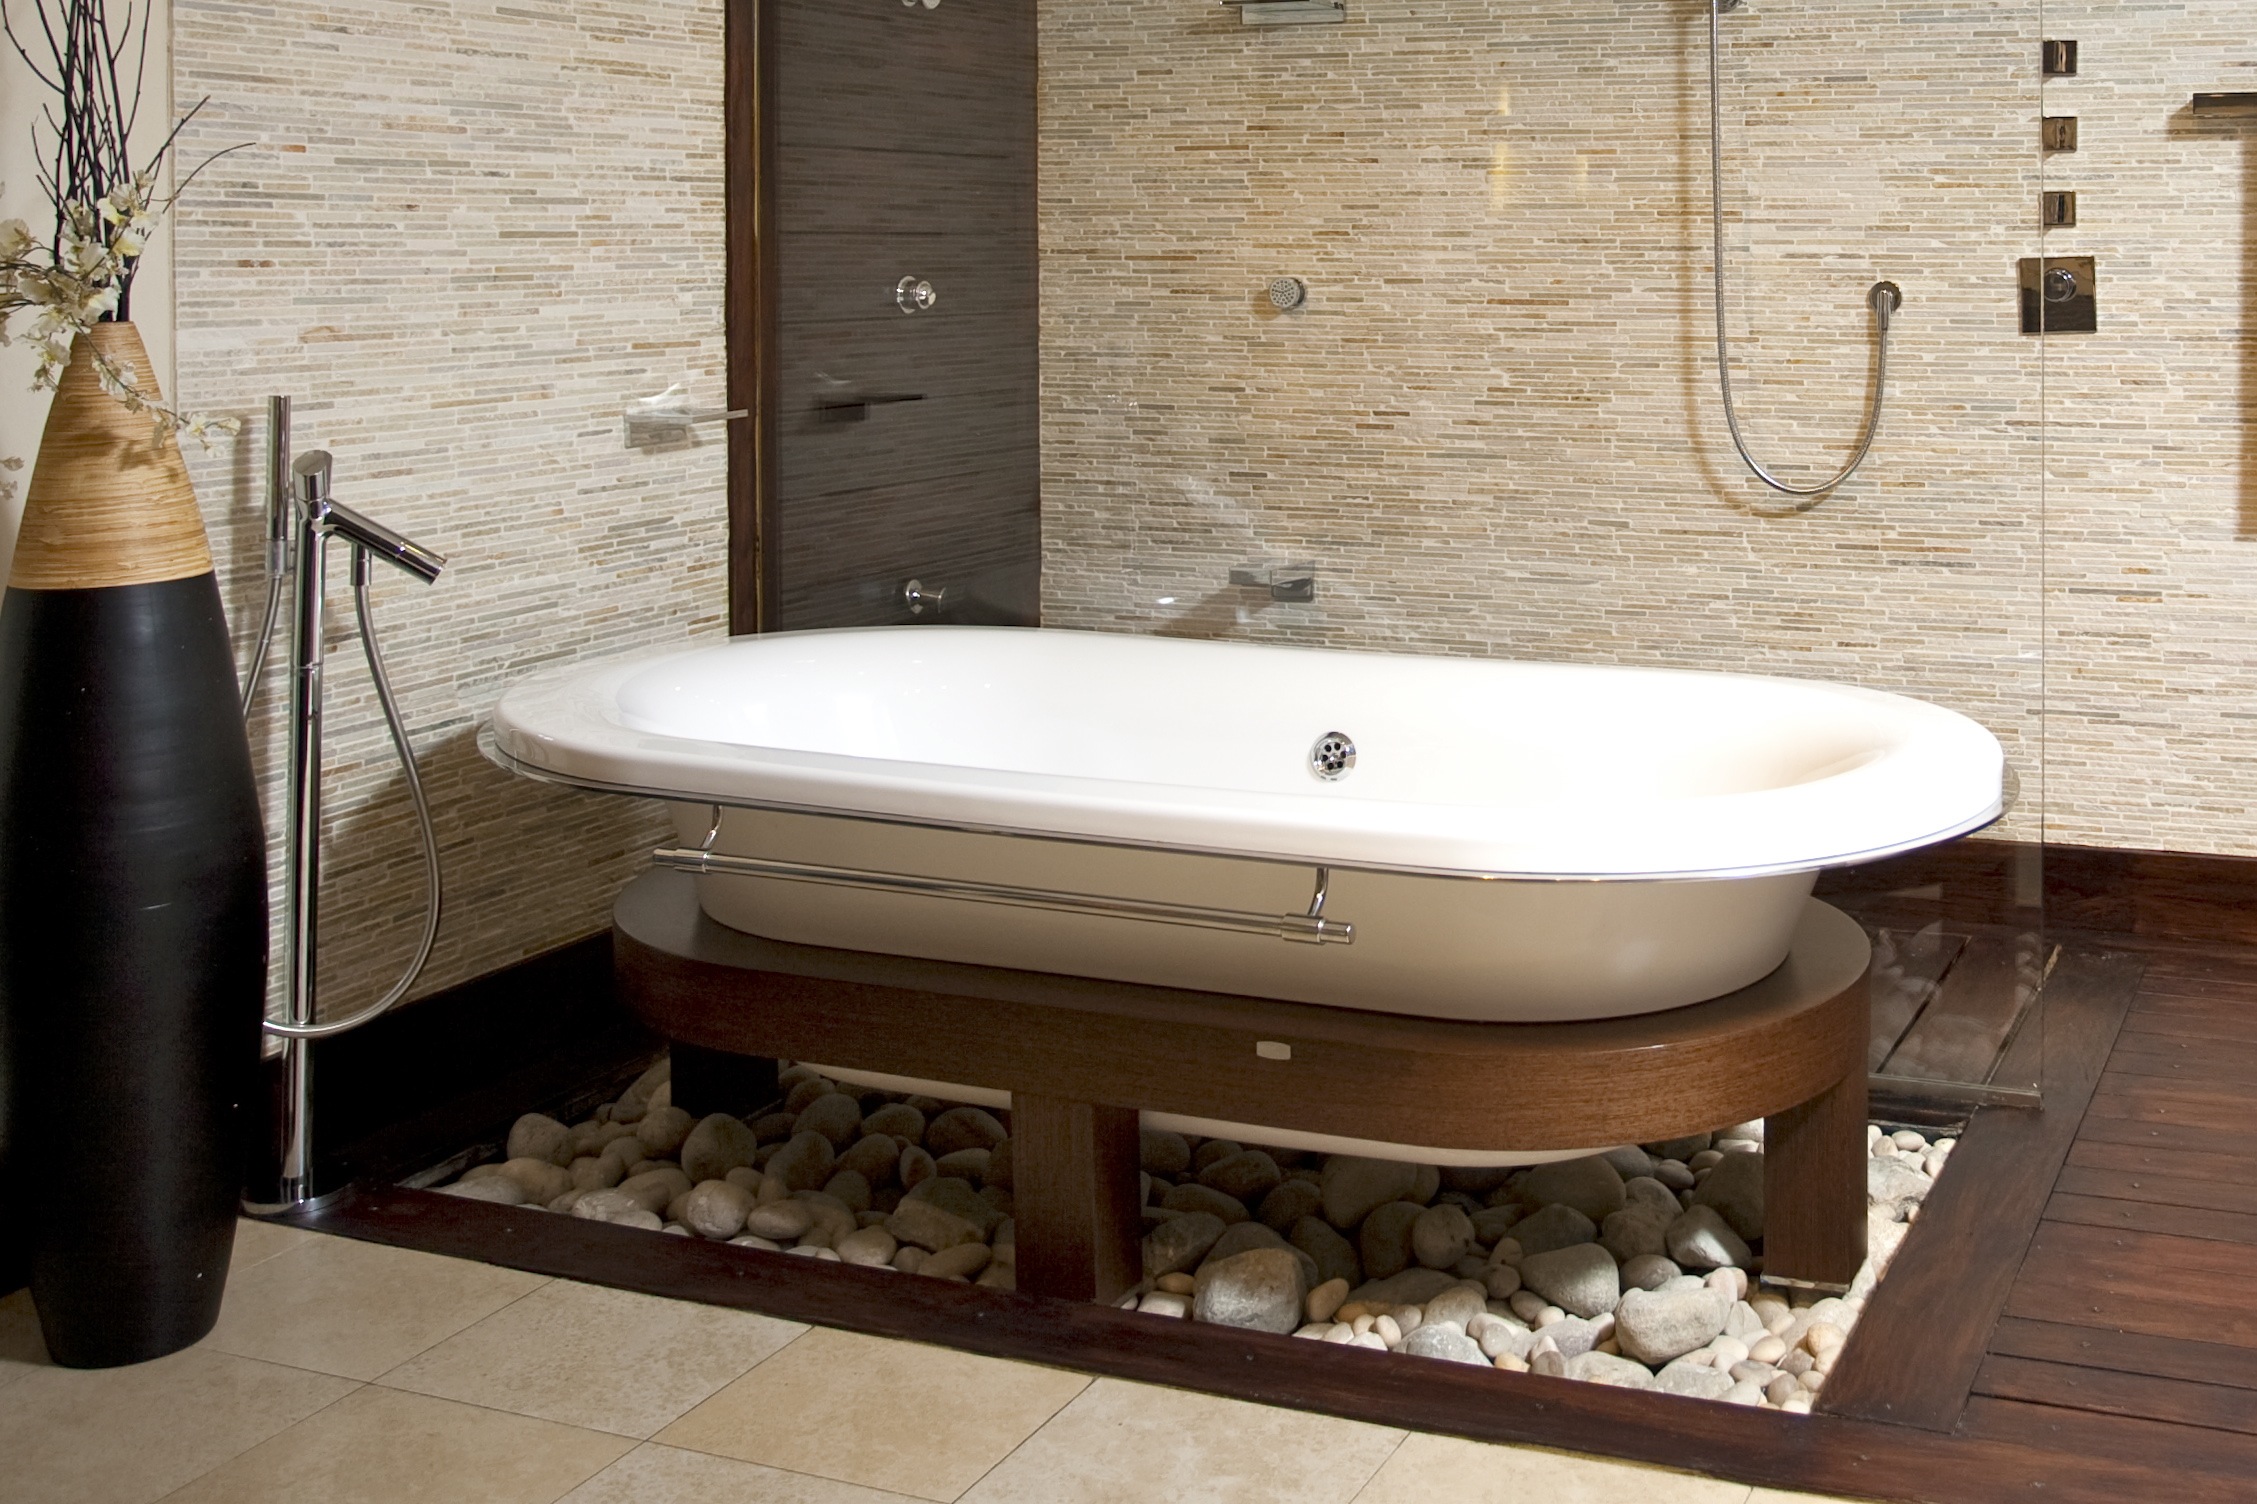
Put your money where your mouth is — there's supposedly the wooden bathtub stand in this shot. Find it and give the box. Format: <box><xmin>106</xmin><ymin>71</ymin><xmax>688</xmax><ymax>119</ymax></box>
<box><xmin>614</xmin><ymin>870</ymin><xmax>1872</xmax><ymax>1303</ymax></box>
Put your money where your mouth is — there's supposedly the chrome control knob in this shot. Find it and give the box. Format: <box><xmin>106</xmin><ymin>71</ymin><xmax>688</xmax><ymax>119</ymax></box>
<box><xmin>896</xmin><ymin>276</ymin><xmax>938</xmax><ymax>314</ymax></box>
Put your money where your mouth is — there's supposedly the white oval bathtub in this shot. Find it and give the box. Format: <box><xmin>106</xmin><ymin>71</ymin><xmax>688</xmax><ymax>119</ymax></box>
<box><xmin>488</xmin><ymin>626</ymin><xmax>2002</xmax><ymax>1022</ymax></box>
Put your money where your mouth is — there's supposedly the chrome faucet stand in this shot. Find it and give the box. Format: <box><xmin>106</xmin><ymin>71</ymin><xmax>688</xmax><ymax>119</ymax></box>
<box><xmin>244</xmin><ymin>429</ymin><xmax>447</xmax><ymax>1213</ymax></box>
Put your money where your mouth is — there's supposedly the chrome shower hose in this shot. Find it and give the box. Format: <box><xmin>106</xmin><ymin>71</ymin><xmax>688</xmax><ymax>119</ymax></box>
<box><xmin>1706</xmin><ymin>0</ymin><xmax>1899</xmax><ymax>499</ymax></box>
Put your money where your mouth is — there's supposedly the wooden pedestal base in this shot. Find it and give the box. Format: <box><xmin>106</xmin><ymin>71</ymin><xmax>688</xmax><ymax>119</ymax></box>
<box><xmin>615</xmin><ymin>872</ymin><xmax>1871</xmax><ymax>1301</ymax></box>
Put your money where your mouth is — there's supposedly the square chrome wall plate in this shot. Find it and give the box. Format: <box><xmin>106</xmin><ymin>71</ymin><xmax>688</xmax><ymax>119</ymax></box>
<box><xmin>2019</xmin><ymin>256</ymin><xmax>2097</xmax><ymax>335</ymax></box>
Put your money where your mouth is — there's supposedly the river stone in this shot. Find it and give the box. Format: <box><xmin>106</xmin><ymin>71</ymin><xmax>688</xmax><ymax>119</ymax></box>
<box><xmin>927</xmin><ymin>1106</ymin><xmax>1009</xmax><ymax>1157</ymax></box>
<box><xmin>680</xmin><ymin>1114</ymin><xmax>760</xmax><ymax>1183</ymax></box>
<box><xmin>1621</xmin><ymin>1253</ymin><xmax>1682</xmax><ymax>1291</ymax></box>
<box><xmin>794</xmin><ymin>1092</ymin><xmax>864</xmax><ymax>1150</ymax></box>
<box><xmin>767</xmin><ymin>1131</ymin><xmax>838</xmax><ymax>1193</ymax></box>
<box><xmin>1402</xmin><ymin>1323</ymin><xmax>1489</xmax><ymax>1366</ymax></box>
<box><xmin>618</xmin><ymin>1166</ymin><xmax>692</xmax><ymax>1215</ymax></box>
<box><xmin>1411</xmin><ymin>1203</ymin><xmax>1477</xmax><ymax>1270</ymax></box>
<box><xmin>1422</xmin><ymin>1280</ymin><xmax>1490</xmax><ymax>1331</ymax></box>
<box><xmin>1206</xmin><ymin>1223</ymin><xmax>1320</xmax><ymax>1286</ymax></box>
<box><xmin>1200</xmin><ymin>1150</ymin><xmax>1284</xmax><ymax>1205</ymax></box>
<box><xmin>899</xmin><ymin>1144</ymin><xmax>937</xmax><ymax>1192</ymax></box>
<box><xmin>507</xmin><ymin>1113</ymin><xmax>573</xmax><ymax>1168</ymax></box>
<box><xmin>1533</xmin><ymin>1314</ymin><xmax>1604</xmax><ymax>1359</ymax></box>
<box><xmin>1347</xmin><ymin>1267</ymin><xmax>1460</xmax><ymax>1309</ymax></box>
<box><xmin>1360</xmin><ymin>1200</ymin><xmax>1426</xmax><ymax>1280</ymax></box>
<box><xmin>1140</xmin><ymin>1130</ymin><xmax>1192</xmax><ymax>1176</ymax></box>
<box><xmin>1868</xmin><ymin>1157</ymin><xmax>1934</xmax><ymax>1219</ymax></box>
<box><xmin>1321</xmin><ymin>1155</ymin><xmax>1421</xmax><ymax>1229</ymax></box>
<box><xmin>1599</xmin><ymin>1145</ymin><xmax>1656</xmax><ymax>1182</ymax></box>
<box><xmin>821</xmin><ymin>1169</ymin><xmax>873</xmax><ymax>1214</ymax></box>
<box><xmin>1258</xmin><ymin>1178</ymin><xmax>1325</xmax><ymax>1233</ymax></box>
<box><xmin>439</xmin><ymin>1176</ymin><xmax>525</xmax><ymax>1205</ymax></box>
<box><xmin>783</xmin><ymin>1077</ymin><xmax>834</xmax><ymax>1114</ymax></box>
<box><xmin>1289</xmin><ymin>1216</ymin><xmax>1362</xmax><ymax>1289</ymax></box>
<box><xmin>885</xmin><ymin>1195</ymin><xmax>985</xmax><ymax>1253</ymax></box>
<box><xmin>1470</xmin><ymin>1204</ymin><xmax>1523</xmax><ymax>1243</ymax></box>
<box><xmin>1193</xmin><ymin>1249</ymin><xmax>1308</xmax><ymax>1334</ymax></box>
<box><xmin>1510</xmin><ymin>1202</ymin><xmax>1599</xmax><ymax>1257</ymax></box>
<box><xmin>1514</xmin><ymin>1156</ymin><xmax>1626</xmax><ymax>1221</ymax></box>
<box><xmin>836</xmin><ymin>1225</ymin><xmax>898</xmax><ymax>1267</ymax></box>
<box><xmin>1145</xmin><ymin>1211</ymin><xmax>1227</xmax><ymax>1278</ymax></box>
<box><xmin>1471</xmin><ymin>1313</ymin><xmax>1536</xmax><ymax>1360</ymax></box>
<box><xmin>1569</xmin><ymin>1350</ymin><xmax>1659</xmax><ymax>1390</ymax></box>
<box><xmin>1666</xmin><ymin>1205</ymin><xmax>1753</xmax><ymax>1270</ymax></box>
<box><xmin>920</xmin><ymin>1243</ymin><xmax>992</xmax><ymax>1281</ymax></box>
<box><xmin>682</xmin><ymin>1179</ymin><xmax>755</xmax><ymax>1240</ymax></box>
<box><xmin>906</xmin><ymin>1173</ymin><xmax>1001</xmax><ymax>1232</ymax></box>
<box><xmin>572</xmin><ymin>1189</ymin><xmax>660</xmax><ymax>1227</ymax></box>
<box><xmin>984</xmin><ymin>1136</ymin><xmax>1013</xmax><ymax>1189</ymax></box>
<box><xmin>744</xmin><ymin>1198</ymin><xmax>816</xmax><ymax>1241</ymax></box>
<box><xmin>1517</xmin><ymin>1243</ymin><xmax>1621</xmax><ymax>1318</ymax></box>
<box><xmin>1624</xmin><ymin>1176</ymin><xmax>1682</xmax><ymax>1219</ymax></box>
<box><xmin>1691</xmin><ymin>1150</ymin><xmax>1766</xmax><ymax>1241</ymax></box>
<box><xmin>858</xmin><ymin>1103</ymin><xmax>919</xmax><ymax>1142</ymax></box>
<box><xmin>1483</xmin><ymin>1263</ymin><xmax>1522</xmax><ymax>1299</ymax></box>
<box><xmin>1616</xmin><ymin>1284</ymin><xmax>1731</xmax><ymax>1364</ymax></box>
<box><xmin>935</xmin><ymin>1148</ymin><xmax>992</xmax><ymax>1184</ymax></box>
<box><xmin>570</xmin><ymin>1155</ymin><xmax>623</xmax><ymax>1192</ymax></box>
<box><xmin>494</xmin><ymin>1157</ymin><xmax>573</xmax><ymax>1203</ymax></box>
<box><xmin>1599</xmin><ymin>1205</ymin><xmax>1671</xmax><ymax>1265</ymax></box>
<box><xmin>568</xmin><ymin>1120</ymin><xmax>633</xmax><ymax>1158</ymax></box>
<box><xmin>1656</xmin><ymin>1358</ymin><xmax>1738</xmax><ymax>1398</ymax></box>
<box><xmin>1649</xmin><ymin>1133</ymin><xmax>1711</xmax><ymax>1161</ymax></box>
<box><xmin>1163</xmin><ymin>1182</ymin><xmax>1250</xmax><ymax>1225</ymax></box>
<box><xmin>836</xmin><ymin>1133</ymin><xmax>900</xmax><ymax>1186</ymax></box>
<box><xmin>635</xmin><ymin>1105</ymin><xmax>696</xmax><ymax>1157</ymax></box>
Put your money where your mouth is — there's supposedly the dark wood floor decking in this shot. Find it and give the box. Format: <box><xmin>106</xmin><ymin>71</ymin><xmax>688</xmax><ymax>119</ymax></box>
<box><xmin>281</xmin><ymin>876</ymin><xmax>2257</xmax><ymax>1504</ymax></box>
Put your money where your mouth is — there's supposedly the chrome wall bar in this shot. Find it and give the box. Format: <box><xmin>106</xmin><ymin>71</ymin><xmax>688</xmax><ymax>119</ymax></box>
<box><xmin>652</xmin><ymin>846</ymin><xmax>1355</xmax><ymax>945</ymax></box>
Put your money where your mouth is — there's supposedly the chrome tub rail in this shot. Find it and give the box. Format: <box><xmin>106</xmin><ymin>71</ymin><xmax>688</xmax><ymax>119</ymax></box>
<box><xmin>651</xmin><ymin>843</ymin><xmax>1355</xmax><ymax>946</ymax></box>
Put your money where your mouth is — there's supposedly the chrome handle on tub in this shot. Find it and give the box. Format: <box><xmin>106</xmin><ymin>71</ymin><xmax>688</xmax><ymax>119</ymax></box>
<box><xmin>901</xmin><ymin>578</ymin><xmax>948</xmax><ymax>616</ymax></box>
<box><xmin>651</xmin><ymin>846</ymin><xmax>1355</xmax><ymax>946</ymax></box>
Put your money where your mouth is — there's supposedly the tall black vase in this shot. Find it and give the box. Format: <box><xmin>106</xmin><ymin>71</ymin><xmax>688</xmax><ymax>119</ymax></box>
<box><xmin>0</xmin><ymin>324</ymin><xmax>267</xmax><ymax>1368</ymax></box>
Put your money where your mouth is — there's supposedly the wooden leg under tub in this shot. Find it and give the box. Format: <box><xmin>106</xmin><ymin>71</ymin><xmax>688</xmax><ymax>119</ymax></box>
<box><xmin>1763</xmin><ymin>1065</ymin><xmax>1869</xmax><ymax>1289</ymax></box>
<box><xmin>1010</xmin><ymin>1093</ymin><xmax>1143</xmax><ymax>1304</ymax></box>
<box><xmin>670</xmin><ymin>1041</ymin><xmax>781</xmax><ymax>1120</ymax></box>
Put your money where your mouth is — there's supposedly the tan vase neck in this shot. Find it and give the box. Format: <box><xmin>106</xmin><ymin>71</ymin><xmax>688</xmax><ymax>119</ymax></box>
<box><xmin>12</xmin><ymin>320</ymin><xmax>213</xmax><ymax>592</ymax></box>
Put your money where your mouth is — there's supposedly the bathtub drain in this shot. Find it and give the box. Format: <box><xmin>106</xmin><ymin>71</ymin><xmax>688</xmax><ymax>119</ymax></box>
<box><xmin>1310</xmin><ymin>732</ymin><xmax>1356</xmax><ymax>781</ymax></box>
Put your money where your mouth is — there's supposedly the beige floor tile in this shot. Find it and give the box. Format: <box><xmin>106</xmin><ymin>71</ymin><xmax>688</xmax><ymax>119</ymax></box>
<box><xmin>657</xmin><ymin>1327</ymin><xmax>1089</xmax><ymax>1503</ymax></box>
<box><xmin>160</xmin><ymin>1384</ymin><xmax>631</xmax><ymax>1504</ymax></box>
<box><xmin>231</xmin><ymin>1216</ymin><xmax>317</xmax><ymax>1274</ymax></box>
<box><xmin>0</xmin><ymin>1285</ymin><xmax>50</xmax><ymax>1387</ymax></box>
<box><xmin>0</xmin><ymin>1345</ymin><xmax>357</xmax><ymax>1504</ymax></box>
<box><xmin>379</xmin><ymin>1279</ymin><xmax>807</xmax><ymax>1437</ymax></box>
<box><xmin>1354</xmin><ymin>1433</ymin><xmax>1752</xmax><ymax>1504</ymax></box>
<box><xmin>962</xmin><ymin>1376</ymin><xmax>1407</xmax><ymax>1504</ymax></box>
<box><xmin>201</xmin><ymin>1232</ymin><xmax>549</xmax><ymax>1380</ymax></box>
<box><xmin>559</xmin><ymin>1442</ymin><xmax>928</xmax><ymax>1503</ymax></box>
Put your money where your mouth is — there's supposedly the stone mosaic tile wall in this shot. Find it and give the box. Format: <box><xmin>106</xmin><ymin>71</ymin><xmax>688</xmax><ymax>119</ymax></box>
<box><xmin>170</xmin><ymin>1</ymin><xmax>727</xmax><ymax>1015</ymax></box>
<box><xmin>2037</xmin><ymin>3</ymin><xmax>2257</xmax><ymax>852</ymax></box>
<box><xmin>1039</xmin><ymin>1</ymin><xmax>2056</xmax><ymax>839</ymax></box>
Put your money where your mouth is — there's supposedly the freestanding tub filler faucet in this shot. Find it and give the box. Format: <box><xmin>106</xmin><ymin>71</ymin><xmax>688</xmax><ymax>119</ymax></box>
<box><xmin>243</xmin><ymin>430</ymin><xmax>449</xmax><ymax>1213</ymax></box>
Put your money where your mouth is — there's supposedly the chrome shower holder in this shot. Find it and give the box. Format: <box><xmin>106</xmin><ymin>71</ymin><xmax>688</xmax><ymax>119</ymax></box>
<box><xmin>1226</xmin><ymin>0</ymin><xmax>1344</xmax><ymax>26</ymax></box>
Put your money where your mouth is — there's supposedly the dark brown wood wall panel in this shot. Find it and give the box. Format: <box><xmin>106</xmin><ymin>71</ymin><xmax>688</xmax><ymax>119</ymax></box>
<box><xmin>757</xmin><ymin>0</ymin><xmax>1039</xmax><ymax>631</ymax></box>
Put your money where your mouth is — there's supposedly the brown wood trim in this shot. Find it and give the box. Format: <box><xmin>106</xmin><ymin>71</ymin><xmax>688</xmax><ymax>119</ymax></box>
<box><xmin>1989</xmin><ymin>1315</ymin><xmax>2257</xmax><ymax>1392</ymax></box>
<box><xmin>280</xmin><ymin>1185</ymin><xmax>2256</xmax><ymax>1504</ymax></box>
<box><xmin>1815</xmin><ymin>945</ymin><xmax>2144</xmax><ymax>1430</ymax></box>
<box><xmin>724</xmin><ymin>0</ymin><xmax>779</xmax><ymax>634</ymax></box>
<box><xmin>1819</xmin><ymin>834</ymin><xmax>2257</xmax><ymax>949</ymax></box>
<box><xmin>615</xmin><ymin>872</ymin><xmax>1870</xmax><ymax>1153</ymax></box>
<box><xmin>1010</xmin><ymin>1094</ymin><xmax>1142</xmax><ymax>1304</ymax></box>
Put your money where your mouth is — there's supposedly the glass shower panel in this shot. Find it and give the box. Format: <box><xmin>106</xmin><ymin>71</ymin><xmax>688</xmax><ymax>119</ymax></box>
<box><xmin>1037</xmin><ymin>0</ymin><xmax>2047</xmax><ymax>1101</ymax></box>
